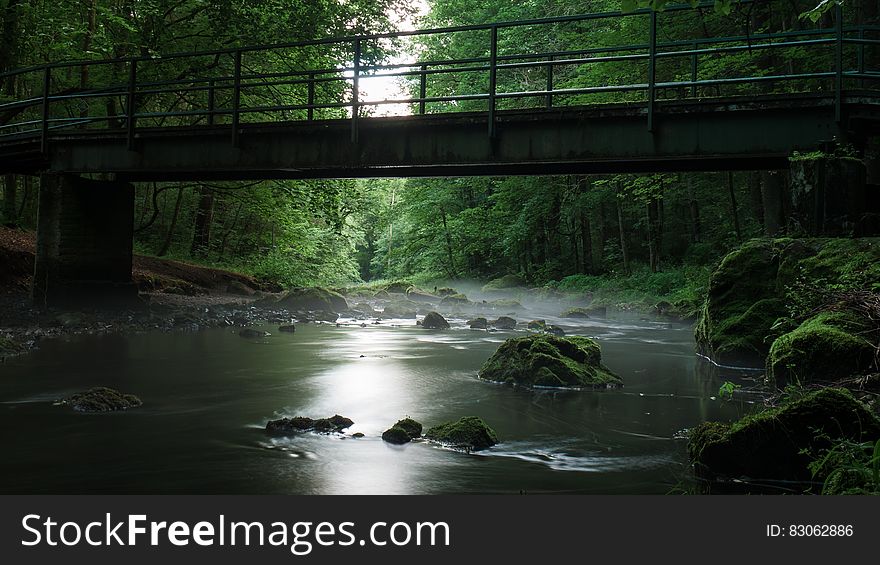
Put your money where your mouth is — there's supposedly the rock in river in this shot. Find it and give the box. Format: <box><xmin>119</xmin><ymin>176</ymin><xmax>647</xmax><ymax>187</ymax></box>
<box><xmin>479</xmin><ymin>334</ymin><xmax>621</xmax><ymax>388</ymax></box>
<box><xmin>276</xmin><ymin>287</ymin><xmax>349</xmax><ymax>313</ymax></box>
<box><xmin>425</xmin><ymin>417</ymin><xmax>498</xmax><ymax>451</ymax></box>
<box><xmin>266</xmin><ymin>415</ymin><xmax>354</xmax><ymax>435</ymax></box>
<box><xmin>58</xmin><ymin>387</ymin><xmax>142</xmax><ymax>412</ymax></box>
<box><xmin>278</xmin><ymin>324</ymin><xmax>296</xmax><ymax>333</ymax></box>
<box><xmin>239</xmin><ymin>328</ymin><xmax>270</xmax><ymax>338</ymax></box>
<box><xmin>421</xmin><ymin>311</ymin><xmax>450</xmax><ymax>330</ymax></box>
<box><xmin>491</xmin><ymin>316</ymin><xmax>517</xmax><ymax>330</ymax></box>
<box><xmin>468</xmin><ymin>317</ymin><xmax>488</xmax><ymax>329</ymax></box>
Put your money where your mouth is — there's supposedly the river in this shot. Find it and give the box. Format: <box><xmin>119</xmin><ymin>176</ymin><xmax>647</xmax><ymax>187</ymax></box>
<box><xmin>0</xmin><ymin>310</ymin><xmax>751</xmax><ymax>494</ymax></box>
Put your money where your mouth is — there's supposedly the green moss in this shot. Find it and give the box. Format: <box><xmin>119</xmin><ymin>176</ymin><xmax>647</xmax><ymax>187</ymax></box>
<box><xmin>688</xmin><ymin>388</ymin><xmax>880</xmax><ymax>489</ymax></box>
<box><xmin>479</xmin><ymin>334</ymin><xmax>621</xmax><ymax>389</ymax></box>
<box><xmin>277</xmin><ymin>287</ymin><xmax>349</xmax><ymax>313</ymax></box>
<box><xmin>266</xmin><ymin>414</ymin><xmax>354</xmax><ymax>435</ymax></box>
<box><xmin>489</xmin><ymin>299</ymin><xmax>524</xmax><ymax>311</ymax></box>
<box><xmin>383</xmin><ymin>281</ymin><xmax>414</xmax><ymax>294</ymax></box>
<box><xmin>767</xmin><ymin>311</ymin><xmax>874</xmax><ymax>387</ymax></box>
<box><xmin>527</xmin><ymin>320</ymin><xmax>546</xmax><ymax>330</ymax></box>
<box><xmin>425</xmin><ymin>416</ymin><xmax>499</xmax><ymax>450</ymax></box>
<box><xmin>695</xmin><ymin>238</ymin><xmax>880</xmax><ymax>366</ymax></box>
<box><xmin>59</xmin><ymin>387</ymin><xmax>143</xmax><ymax>412</ymax></box>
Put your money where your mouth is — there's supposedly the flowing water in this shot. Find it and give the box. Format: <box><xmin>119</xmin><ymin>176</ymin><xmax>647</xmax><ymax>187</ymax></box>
<box><xmin>0</xmin><ymin>310</ymin><xmax>753</xmax><ymax>494</ymax></box>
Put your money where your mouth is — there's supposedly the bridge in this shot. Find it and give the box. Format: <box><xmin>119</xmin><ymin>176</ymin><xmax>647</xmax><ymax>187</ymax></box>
<box><xmin>0</xmin><ymin>1</ymin><xmax>877</xmax><ymax>306</ymax></box>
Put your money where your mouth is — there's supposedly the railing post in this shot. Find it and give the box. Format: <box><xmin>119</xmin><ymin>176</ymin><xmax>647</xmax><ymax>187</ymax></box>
<box><xmin>232</xmin><ymin>50</ymin><xmax>242</xmax><ymax>148</ymax></box>
<box><xmin>690</xmin><ymin>41</ymin><xmax>698</xmax><ymax>98</ymax></box>
<box><xmin>546</xmin><ymin>55</ymin><xmax>554</xmax><ymax>109</ymax></box>
<box><xmin>207</xmin><ymin>79</ymin><xmax>216</xmax><ymax>126</ymax></box>
<box><xmin>127</xmin><ymin>59</ymin><xmax>137</xmax><ymax>150</ymax></box>
<box><xmin>488</xmin><ymin>25</ymin><xmax>498</xmax><ymax>138</ymax></box>
<box><xmin>308</xmin><ymin>72</ymin><xmax>315</xmax><ymax>121</ymax></box>
<box><xmin>647</xmin><ymin>10</ymin><xmax>657</xmax><ymax>132</ymax></box>
<box><xmin>419</xmin><ymin>64</ymin><xmax>427</xmax><ymax>115</ymax></box>
<box><xmin>352</xmin><ymin>38</ymin><xmax>361</xmax><ymax>144</ymax></box>
<box><xmin>834</xmin><ymin>2</ymin><xmax>843</xmax><ymax>124</ymax></box>
<box><xmin>40</xmin><ymin>66</ymin><xmax>50</xmax><ymax>156</ymax></box>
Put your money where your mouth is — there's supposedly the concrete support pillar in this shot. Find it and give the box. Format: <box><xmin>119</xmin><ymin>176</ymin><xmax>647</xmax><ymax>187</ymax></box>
<box><xmin>760</xmin><ymin>170</ymin><xmax>786</xmax><ymax>237</ymax></box>
<box><xmin>789</xmin><ymin>154</ymin><xmax>869</xmax><ymax>236</ymax></box>
<box><xmin>32</xmin><ymin>173</ymin><xmax>138</xmax><ymax>308</ymax></box>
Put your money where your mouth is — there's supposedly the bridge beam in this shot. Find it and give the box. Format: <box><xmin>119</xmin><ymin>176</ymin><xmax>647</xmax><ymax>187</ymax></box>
<box><xmin>32</xmin><ymin>173</ymin><xmax>138</xmax><ymax>309</ymax></box>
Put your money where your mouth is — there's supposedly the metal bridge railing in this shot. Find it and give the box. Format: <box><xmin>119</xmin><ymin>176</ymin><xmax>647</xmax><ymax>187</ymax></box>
<box><xmin>0</xmin><ymin>0</ymin><xmax>877</xmax><ymax>155</ymax></box>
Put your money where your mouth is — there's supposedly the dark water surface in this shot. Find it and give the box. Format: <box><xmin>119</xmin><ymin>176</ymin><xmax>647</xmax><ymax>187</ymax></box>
<box><xmin>0</xmin><ymin>312</ymin><xmax>750</xmax><ymax>494</ymax></box>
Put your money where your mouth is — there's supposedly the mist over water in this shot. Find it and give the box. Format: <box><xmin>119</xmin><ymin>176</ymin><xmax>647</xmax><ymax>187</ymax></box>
<box><xmin>0</xmin><ymin>294</ymin><xmax>751</xmax><ymax>494</ymax></box>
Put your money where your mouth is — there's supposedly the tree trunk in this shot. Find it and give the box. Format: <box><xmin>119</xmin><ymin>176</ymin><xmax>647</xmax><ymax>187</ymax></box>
<box><xmin>748</xmin><ymin>171</ymin><xmax>764</xmax><ymax>229</ymax></box>
<box><xmin>687</xmin><ymin>175</ymin><xmax>701</xmax><ymax>243</ymax></box>
<box><xmin>616</xmin><ymin>185</ymin><xmax>630</xmax><ymax>274</ymax></box>
<box><xmin>3</xmin><ymin>174</ymin><xmax>16</xmax><ymax>226</ymax></box>
<box><xmin>191</xmin><ymin>186</ymin><xmax>214</xmax><ymax>257</ymax></box>
<box><xmin>646</xmin><ymin>199</ymin><xmax>661</xmax><ymax>273</ymax></box>
<box><xmin>158</xmin><ymin>186</ymin><xmax>185</xmax><ymax>256</ymax></box>
<box><xmin>580</xmin><ymin>208</ymin><xmax>593</xmax><ymax>274</ymax></box>
<box><xmin>761</xmin><ymin>170</ymin><xmax>785</xmax><ymax>236</ymax></box>
<box><xmin>727</xmin><ymin>172</ymin><xmax>742</xmax><ymax>242</ymax></box>
<box><xmin>440</xmin><ymin>207</ymin><xmax>456</xmax><ymax>278</ymax></box>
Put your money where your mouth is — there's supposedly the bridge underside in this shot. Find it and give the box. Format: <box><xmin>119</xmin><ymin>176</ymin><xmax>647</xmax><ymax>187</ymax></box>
<box><xmin>2</xmin><ymin>95</ymin><xmax>878</xmax><ymax>181</ymax></box>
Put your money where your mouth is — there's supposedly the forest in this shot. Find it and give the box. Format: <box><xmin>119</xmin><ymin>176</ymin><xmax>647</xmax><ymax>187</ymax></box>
<box><xmin>0</xmin><ymin>0</ymin><xmax>878</xmax><ymax>497</ymax></box>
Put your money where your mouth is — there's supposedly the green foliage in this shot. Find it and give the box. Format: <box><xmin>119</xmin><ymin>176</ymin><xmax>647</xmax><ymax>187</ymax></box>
<box><xmin>717</xmin><ymin>380</ymin><xmax>740</xmax><ymax>400</ymax></box>
<box><xmin>810</xmin><ymin>437</ymin><xmax>880</xmax><ymax>495</ymax></box>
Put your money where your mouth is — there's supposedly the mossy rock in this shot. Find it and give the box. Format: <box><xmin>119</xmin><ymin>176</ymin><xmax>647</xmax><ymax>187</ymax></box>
<box><xmin>436</xmin><ymin>287</ymin><xmax>458</xmax><ymax>297</ymax></box>
<box><xmin>425</xmin><ymin>416</ymin><xmax>498</xmax><ymax>451</ymax></box>
<box><xmin>391</xmin><ymin>418</ymin><xmax>422</xmax><ymax>439</ymax></box>
<box><xmin>277</xmin><ymin>287</ymin><xmax>349</xmax><ymax>313</ymax></box>
<box><xmin>767</xmin><ymin>311</ymin><xmax>875</xmax><ymax>387</ymax></box>
<box><xmin>266</xmin><ymin>414</ymin><xmax>353</xmax><ymax>435</ymax></box>
<box><xmin>491</xmin><ymin>316</ymin><xmax>517</xmax><ymax>330</ymax></box>
<box><xmin>372</xmin><ymin>290</ymin><xmax>391</xmax><ymax>300</ymax></box>
<box><xmin>482</xmin><ymin>274</ymin><xmax>526</xmax><ymax>292</ymax></box>
<box><xmin>561</xmin><ymin>307</ymin><xmax>590</xmax><ymax>319</ymax></box>
<box><xmin>382</xmin><ymin>426</ymin><xmax>412</xmax><ymax>445</ymax></box>
<box><xmin>384</xmin><ymin>281</ymin><xmax>414</xmax><ymax>294</ymax></box>
<box><xmin>59</xmin><ymin>387</ymin><xmax>142</xmax><ymax>412</ymax></box>
<box><xmin>546</xmin><ymin>325</ymin><xmax>566</xmax><ymax>337</ymax></box>
<box><xmin>239</xmin><ymin>328</ymin><xmax>271</xmax><ymax>338</ymax></box>
<box><xmin>695</xmin><ymin>238</ymin><xmax>880</xmax><ymax>367</ymax></box>
<box><xmin>479</xmin><ymin>334</ymin><xmax>621</xmax><ymax>389</ymax></box>
<box><xmin>406</xmin><ymin>288</ymin><xmax>439</xmax><ymax>303</ymax></box>
<box><xmin>439</xmin><ymin>293</ymin><xmax>470</xmax><ymax>308</ymax></box>
<box><xmin>278</xmin><ymin>325</ymin><xmax>296</xmax><ymax>333</ymax></box>
<box><xmin>468</xmin><ymin>317</ymin><xmax>488</xmax><ymax>329</ymax></box>
<box><xmin>489</xmin><ymin>299</ymin><xmax>524</xmax><ymax>311</ymax></box>
<box><xmin>382</xmin><ymin>301</ymin><xmax>418</xmax><ymax>318</ymax></box>
<box><xmin>421</xmin><ymin>311</ymin><xmax>450</xmax><ymax>329</ymax></box>
<box><xmin>527</xmin><ymin>319</ymin><xmax>546</xmax><ymax>330</ymax></box>
<box><xmin>688</xmin><ymin>388</ymin><xmax>880</xmax><ymax>489</ymax></box>
<box><xmin>353</xmin><ymin>302</ymin><xmax>376</xmax><ymax>315</ymax></box>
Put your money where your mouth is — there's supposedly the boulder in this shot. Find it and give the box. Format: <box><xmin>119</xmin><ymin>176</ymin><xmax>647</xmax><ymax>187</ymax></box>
<box><xmin>491</xmin><ymin>316</ymin><xmax>517</xmax><ymax>330</ymax></box>
<box><xmin>239</xmin><ymin>328</ymin><xmax>270</xmax><ymax>338</ymax></box>
<box><xmin>436</xmin><ymin>287</ymin><xmax>458</xmax><ymax>297</ymax></box>
<box><xmin>353</xmin><ymin>302</ymin><xmax>377</xmax><ymax>316</ymax></box>
<box><xmin>425</xmin><ymin>416</ymin><xmax>498</xmax><ymax>451</ymax></box>
<box><xmin>439</xmin><ymin>293</ymin><xmax>471</xmax><ymax>309</ymax></box>
<box><xmin>382</xmin><ymin>301</ymin><xmax>418</xmax><ymax>319</ymax></box>
<box><xmin>546</xmin><ymin>325</ymin><xmax>566</xmax><ymax>337</ymax></box>
<box><xmin>561</xmin><ymin>307</ymin><xmax>590</xmax><ymax>319</ymax></box>
<box><xmin>277</xmin><ymin>287</ymin><xmax>349</xmax><ymax>313</ymax></box>
<box><xmin>421</xmin><ymin>311</ymin><xmax>450</xmax><ymax>329</ymax></box>
<box><xmin>406</xmin><ymin>288</ymin><xmax>439</xmax><ymax>303</ymax></box>
<box><xmin>266</xmin><ymin>414</ymin><xmax>354</xmax><ymax>435</ymax></box>
<box><xmin>468</xmin><ymin>317</ymin><xmax>488</xmax><ymax>329</ymax></box>
<box><xmin>767</xmin><ymin>311</ymin><xmax>875</xmax><ymax>387</ymax></box>
<box><xmin>527</xmin><ymin>320</ymin><xmax>546</xmax><ymax>330</ymax></box>
<box><xmin>384</xmin><ymin>281</ymin><xmax>414</xmax><ymax>294</ymax></box>
<box><xmin>58</xmin><ymin>387</ymin><xmax>142</xmax><ymax>412</ymax></box>
<box><xmin>226</xmin><ymin>280</ymin><xmax>255</xmax><ymax>296</ymax></box>
<box><xmin>278</xmin><ymin>325</ymin><xmax>296</xmax><ymax>333</ymax></box>
<box><xmin>688</xmin><ymin>388</ymin><xmax>880</xmax><ymax>490</ymax></box>
<box><xmin>382</xmin><ymin>418</ymin><xmax>423</xmax><ymax>444</ymax></box>
<box><xmin>372</xmin><ymin>290</ymin><xmax>391</xmax><ymax>300</ymax></box>
<box><xmin>479</xmin><ymin>334</ymin><xmax>621</xmax><ymax>388</ymax></box>
<box><xmin>382</xmin><ymin>427</ymin><xmax>412</xmax><ymax>445</ymax></box>
<box><xmin>482</xmin><ymin>274</ymin><xmax>526</xmax><ymax>293</ymax></box>
<box><xmin>489</xmin><ymin>299</ymin><xmax>524</xmax><ymax>312</ymax></box>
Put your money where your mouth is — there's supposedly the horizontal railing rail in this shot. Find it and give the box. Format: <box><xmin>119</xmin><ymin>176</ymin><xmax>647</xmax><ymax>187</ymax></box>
<box><xmin>0</xmin><ymin>0</ymin><xmax>876</xmax><ymax>155</ymax></box>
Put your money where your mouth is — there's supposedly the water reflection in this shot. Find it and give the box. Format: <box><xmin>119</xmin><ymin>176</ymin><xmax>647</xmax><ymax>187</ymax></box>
<box><xmin>0</xmin><ymin>312</ymin><xmax>752</xmax><ymax>494</ymax></box>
